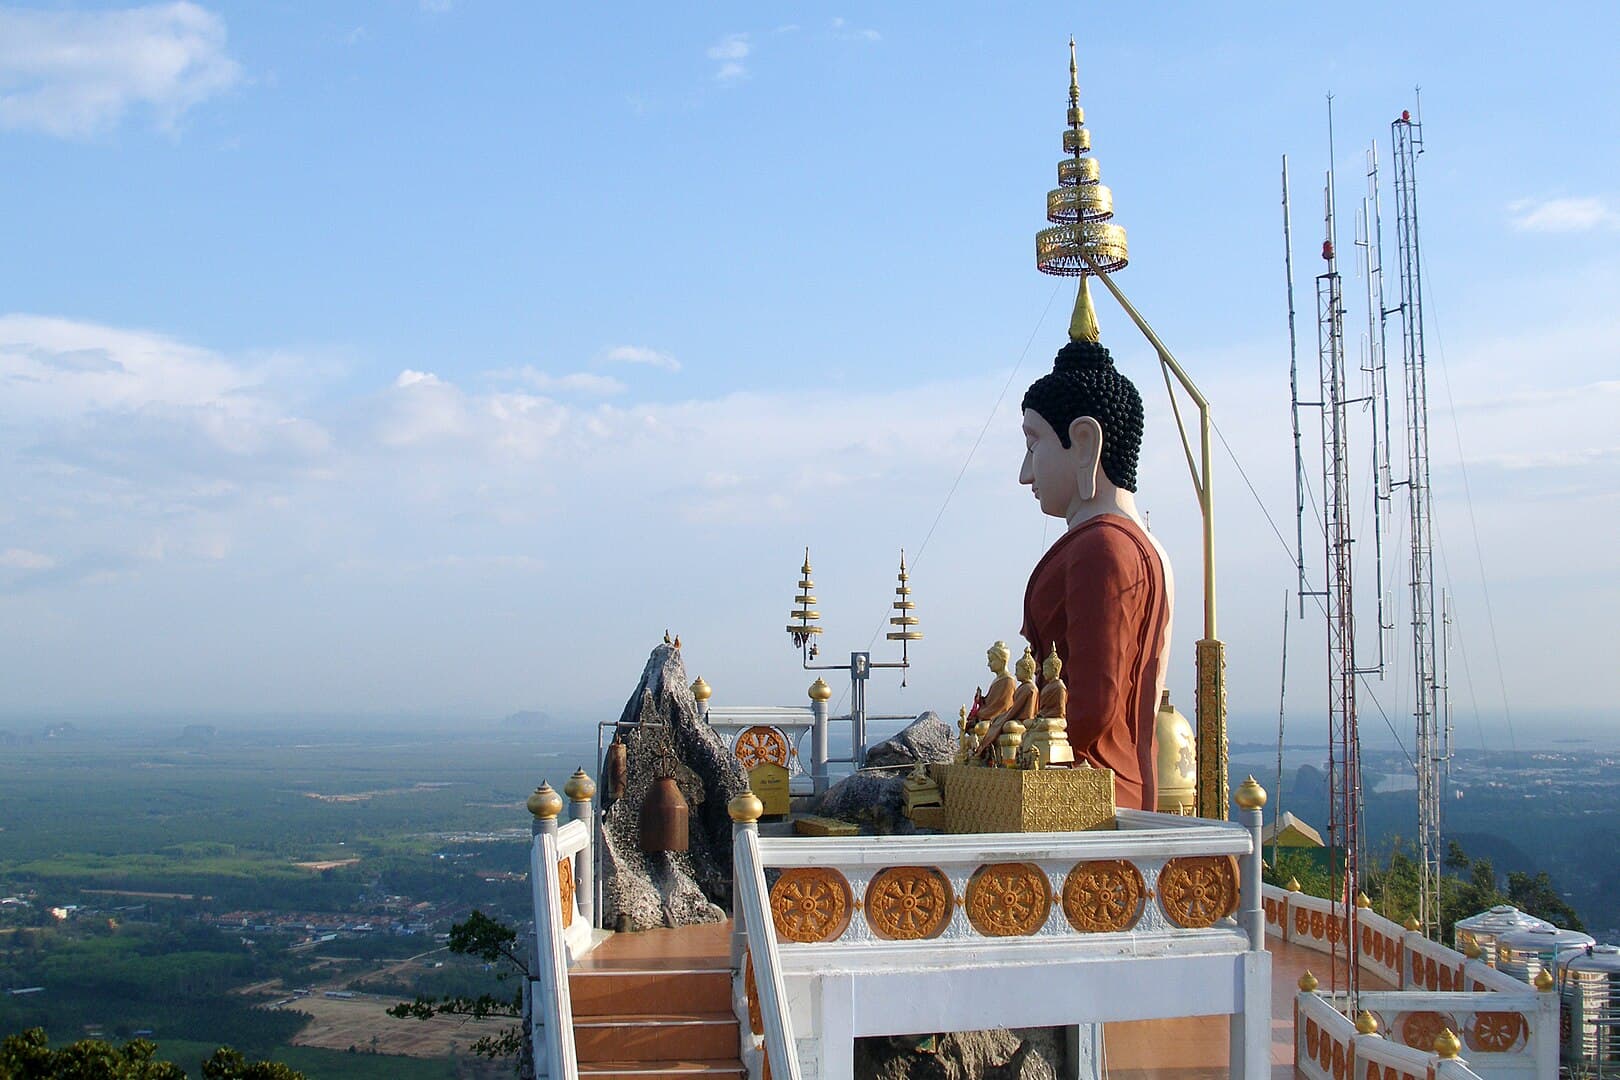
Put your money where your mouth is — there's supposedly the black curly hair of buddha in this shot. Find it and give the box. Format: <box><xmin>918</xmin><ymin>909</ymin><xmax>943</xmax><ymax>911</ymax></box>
<box><xmin>1020</xmin><ymin>339</ymin><xmax>1144</xmax><ymax>493</ymax></box>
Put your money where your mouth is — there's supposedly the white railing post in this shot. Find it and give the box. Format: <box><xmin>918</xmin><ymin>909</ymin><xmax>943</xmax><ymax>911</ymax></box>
<box><xmin>809</xmin><ymin>679</ymin><xmax>831</xmax><ymax>797</ymax></box>
<box><xmin>730</xmin><ymin>789</ymin><xmax>758</xmax><ymax>972</ymax></box>
<box><xmin>565</xmin><ymin>769</ymin><xmax>596</xmax><ymax>929</ymax></box>
<box><xmin>1234</xmin><ymin>777</ymin><xmax>1267</xmax><ymax>949</ymax></box>
<box><xmin>730</xmin><ymin>788</ymin><xmax>802</xmax><ymax>1080</ymax></box>
<box><xmin>527</xmin><ymin>782</ymin><xmax>577</xmax><ymax>1080</ymax></box>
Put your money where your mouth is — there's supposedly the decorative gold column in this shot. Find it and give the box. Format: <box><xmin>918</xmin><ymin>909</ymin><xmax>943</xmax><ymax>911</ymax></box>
<box><xmin>1196</xmin><ymin>638</ymin><xmax>1228</xmax><ymax>819</ymax></box>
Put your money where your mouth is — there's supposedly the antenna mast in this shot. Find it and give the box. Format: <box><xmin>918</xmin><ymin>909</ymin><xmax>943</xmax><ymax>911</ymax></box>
<box><xmin>1391</xmin><ymin>100</ymin><xmax>1445</xmax><ymax>939</ymax></box>
<box><xmin>1302</xmin><ymin>95</ymin><xmax>1363</xmax><ymax>998</ymax></box>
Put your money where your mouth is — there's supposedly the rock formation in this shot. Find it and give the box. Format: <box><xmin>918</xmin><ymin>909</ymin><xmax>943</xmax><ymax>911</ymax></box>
<box><xmin>862</xmin><ymin>711</ymin><xmax>957</xmax><ymax>770</ymax></box>
<box><xmin>855</xmin><ymin>1028</ymin><xmax>1066</xmax><ymax>1080</ymax></box>
<box><xmin>600</xmin><ymin>643</ymin><xmax>748</xmax><ymax>930</ymax></box>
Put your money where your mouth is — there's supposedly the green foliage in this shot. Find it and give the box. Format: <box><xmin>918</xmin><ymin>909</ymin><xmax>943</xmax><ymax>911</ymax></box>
<box><xmin>1278</xmin><ymin>837</ymin><xmax>1588</xmax><ymax>945</ymax></box>
<box><xmin>388</xmin><ymin>911</ymin><xmax>525</xmax><ymax>1067</ymax></box>
<box><xmin>0</xmin><ymin>1028</ymin><xmax>302</xmax><ymax>1080</ymax></box>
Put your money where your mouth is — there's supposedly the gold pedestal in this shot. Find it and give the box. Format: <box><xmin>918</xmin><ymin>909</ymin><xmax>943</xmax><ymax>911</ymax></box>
<box><xmin>934</xmin><ymin>764</ymin><xmax>1116</xmax><ymax>833</ymax></box>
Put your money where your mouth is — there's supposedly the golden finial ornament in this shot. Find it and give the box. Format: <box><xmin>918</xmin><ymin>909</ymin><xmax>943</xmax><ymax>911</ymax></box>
<box><xmin>1235</xmin><ymin>776</ymin><xmax>1267</xmax><ymax>810</ymax></box>
<box><xmin>1286</xmin><ymin>877</ymin><xmax>1301</xmax><ymax>893</ymax></box>
<box><xmin>527</xmin><ymin>782</ymin><xmax>563</xmax><ymax>820</ymax></box>
<box><xmin>1462</xmin><ymin>935</ymin><xmax>1482</xmax><ymax>960</ymax></box>
<box><xmin>1355</xmin><ymin>1010</ymin><xmax>1380</xmax><ymax>1036</ymax></box>
<box><xmin>1534</xmin><ymin>968</ymin><xmax>1555</xmax><ymax>992</ymax></box>
<box><xmin>1355</xmin><ymin>892</ymin><xmax>1372</xmax><ymax>909</ymax></box>
<box><xmin>885</xmin><ymin>550</ymin><xmax>922</xmax><ymax>685</ymax></box>
<box><xmin>1037</xmin><ymin>35</ymin><xmax>1127</xmax><ymax>344</ymax></box>
<box><xmin>691</xmin><ymin>676</ymin><xmax>712</xmax><ymax>702</ymax></box>
<box><xmin>564</xmin><ymin>768</ymin><xmax>596</xmax><ymax>803</ymax></box>
<box><xmin>728</xmin><ymin>788</ymin><xmax>764</xmax><ymax>824</ymax></box>
<box><xmin>1404</xmin><ymin>914</ymin><xmax>1422</xmax><ymax>932</ymax></box>
<box><xmin>1298</xmin><ymin>970</ymin><xmax>1319</xmax><ymax>993</ymax></box>
<box><xmin>808</xmin><ymin>677</ymin><xmax>832</xmax><ymax>702</ymax></box>
<box><xmin>1434</xmin><ymin>1029</ymin><xmax>1462</xmax><ymax>1059</ymax></box>
<box><xmin>786</xmin><ymin>548</ymin><xmax>824</xmax><ymax>651</ymax></box>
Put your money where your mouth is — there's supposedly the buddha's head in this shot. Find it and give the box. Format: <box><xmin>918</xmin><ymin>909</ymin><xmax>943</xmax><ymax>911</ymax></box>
<box><xmin>1019</xmin><ymin>338</ymin><xmax>1144</xmax><ymax>521</ymax></box>
<box><xmin>1042</xmin><ymin>643</ymin><xmax>1063</xmax><ymax>682</ymax></box>
<box><xmin>986</xmin><ymin>640</ymin><xmax>1011</xmax><ymax>674</ymax></box>
<box><xmin>1015</xmin><ymin>645</ymin><xmax>1038</xmax><ymax>683</ymax></box>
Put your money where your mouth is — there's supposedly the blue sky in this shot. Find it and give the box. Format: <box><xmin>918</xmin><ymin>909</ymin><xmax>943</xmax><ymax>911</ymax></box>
<box><xmin>1</xmin><ymin>3</ymin><xmax>1617</xmax><ymax>747</ymax></box>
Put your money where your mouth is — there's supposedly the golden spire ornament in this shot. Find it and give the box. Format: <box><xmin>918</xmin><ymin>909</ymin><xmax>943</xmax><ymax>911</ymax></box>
<box><xmin>885</xmin><ymin>550</ymin><xmax>922</xmax><ymax>685</ymax></box>
<box><xmin>786</xmin><ymin>548</ymin><xmax>824</xmax><ymax>654</ymax></box>
<box><xmin>1035</xmin><ymin>35</ymin><xmax>1128</xmax><ymax>344</ymax></box>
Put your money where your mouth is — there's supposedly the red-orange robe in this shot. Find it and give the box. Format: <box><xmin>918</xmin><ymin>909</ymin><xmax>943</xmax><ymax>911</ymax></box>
<box><xmin>1021</xmin><ymin>514</ymin><xmax>1169</xmax><ymax>810</ymax></box>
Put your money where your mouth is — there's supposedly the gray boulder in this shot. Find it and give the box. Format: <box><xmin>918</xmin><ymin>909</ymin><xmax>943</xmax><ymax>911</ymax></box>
<box><xmin>811</xmin><ymin>769</ymin><xmax>917</xmax><ymax>835</ymax></box>
<box><xmin>855</xmin><ymin>1028</ymin><xmax>1065</xmax><ymax>1080</ymax></box>
<box><xmin>863</xmin><ymin>711</ymin><xmax>957</xmax><ymax>769</ymax></box>
<box><xmin>600</xmin><ymin>643</ymin><xmax>749</xmax><ymax>930</ymax></box>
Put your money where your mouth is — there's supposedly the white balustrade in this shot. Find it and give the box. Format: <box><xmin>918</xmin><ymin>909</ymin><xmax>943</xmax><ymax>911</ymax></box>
<box><xmin>1266</xmin><ymin>884</ymin><xmax>1560</xmax><ymax>1080</ymax></box>
<box><xmin>743</xmin><ymin>808</ymin><xmax>1271</xmax><ymax>1079</ymax></box>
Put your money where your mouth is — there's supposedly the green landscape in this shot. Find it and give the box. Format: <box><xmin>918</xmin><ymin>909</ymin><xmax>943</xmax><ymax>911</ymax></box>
<box><xmin>0</xmin><ymin>718</ymin><xmax>599</xmax><ymax>1078</ymax></box>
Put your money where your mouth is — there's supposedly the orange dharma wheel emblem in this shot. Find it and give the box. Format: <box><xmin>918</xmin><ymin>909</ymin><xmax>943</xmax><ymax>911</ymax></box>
<box><xmin>735</xmin><ymin>725</ymin><xmax>791</xmax><ymax>769</ymax></box>
<box><xmin>1156</xmin><ymin>855</ymin><xmax>1239</xmax><ymax>929</ymax></box>
<box><xmin>1399</xmin><ymin>1010</ymin><xmax>1454</xmax><ymax>1051</ymax></box>
<box><xmin>768</xmin><ymin>867</ymin><xmax>852</xmax><ymax>944</ymax></box>
<box><xmin>865</xmin><ymin>866</ymin><xmax>952</xmax><ymax>940</ymax></box>
<box><xmin>1466</xmin><ymin>1011</ymin><xmax>1527</xmax><ymax>1054</ymax></box>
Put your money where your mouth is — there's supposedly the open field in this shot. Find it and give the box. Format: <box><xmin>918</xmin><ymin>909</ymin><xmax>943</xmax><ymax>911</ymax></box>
<box><xmin>267</xmin><ymin>992</ymin><xmax>506</xmax><ymax>1058</ymax></box>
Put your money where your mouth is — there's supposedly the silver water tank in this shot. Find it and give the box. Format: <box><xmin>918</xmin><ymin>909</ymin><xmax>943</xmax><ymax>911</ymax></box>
<box><xmin>1454</xmin><ymin>904</ymin><xmax>1553</xmax><ymax>967</ymax></box>
<box><xmin>1560</xmin><ymin>944</ymin><xmax>1620</xmax><ymax>1073</ymax></box>
<box><xmin>1497</xmin><ymin>925</ymin><xmax>1596</xmax><ymax>983</ymax></box>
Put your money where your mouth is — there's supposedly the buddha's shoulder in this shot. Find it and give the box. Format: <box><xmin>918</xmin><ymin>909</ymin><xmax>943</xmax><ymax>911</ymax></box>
<box><xmin>1065</xmin><ymin>516</ymin><xmax>1156</xmax><ymax>563</ymax></box>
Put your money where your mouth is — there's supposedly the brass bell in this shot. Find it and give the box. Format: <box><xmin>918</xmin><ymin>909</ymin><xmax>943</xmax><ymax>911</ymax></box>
<box><xmin>606</xmin><ymin>736</ymin><xmax>628</xmax><ymax>802</ymax></box>
<box><xmin>639</xmin><ymin>775</ymin><xmax>689</xmax><ymax>853</ymax></box>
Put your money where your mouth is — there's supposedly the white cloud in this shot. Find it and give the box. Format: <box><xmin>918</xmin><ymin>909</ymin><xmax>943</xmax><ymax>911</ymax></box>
<box><xmin>514</xmin><ymin>369</ymin><xmax>625</xmax><ymax>396</ymax></box>
<box><xmin>830</xmin><ymin>17</ymin><xmax>880</xmax><ymax>41</ymax></box>
<box><xmin>0</xmin><ymin>2</ymin><xmax>242</xmax><ymax>138</ymax></box>
<box><xmin>1509</xmin><ymin>196</ymin><xmax>1620</xmax><ymax>233</ymax></box>
<box><xmin>0</xmin><ymin>548</ymin><xmax>54</xmax><ymax>570</ymax></box>
<box><xmin>597</xmin><ymin>345</ymin><xmax>680</xmax><ymax>372</ymax></box>
<box><xmin>706</xmin><ymin>33</ymin><xmax>750</xmax><ymax>84</ymax></box>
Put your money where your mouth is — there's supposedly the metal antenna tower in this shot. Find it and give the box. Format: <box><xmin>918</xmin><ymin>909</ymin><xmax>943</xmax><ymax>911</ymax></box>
<box><xmin>1391</xmin><ymin>101</ymin><xmax>1445</xmax><ymax>938</ymax></box>
<box><xmin>1290</xmin><ymin>97</ymin><xmax>1368</xmax><ymax>998</ymax></box>
<box><xmin>1356</xmin><ymin>142</ymin><xmax>1395</xmax><ymax>671</ymax></box>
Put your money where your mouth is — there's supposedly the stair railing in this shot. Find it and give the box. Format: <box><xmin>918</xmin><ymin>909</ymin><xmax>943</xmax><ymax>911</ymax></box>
<box><xmin>732</xmin><ymin>798</ymin><xmax>802</xmax><ymax>1080</ymax></box>
<box><xmin>530</xmin><ymin>796</ymin><xmax>581</xmax><ymax>1080</ymax></box>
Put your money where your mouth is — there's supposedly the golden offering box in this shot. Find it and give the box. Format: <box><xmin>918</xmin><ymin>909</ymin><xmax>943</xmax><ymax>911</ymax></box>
<box><xmin>934</xmin><ymin>764</ymin><xmax>1116</xmax><ymax>833</ymax></box>
<box><xmin>793</xmin><ymin>814</ymin><xmax>860</xmax><ymax>837</ymax></box>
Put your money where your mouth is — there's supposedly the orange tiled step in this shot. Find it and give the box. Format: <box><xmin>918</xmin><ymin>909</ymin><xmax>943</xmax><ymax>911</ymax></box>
<box><xmin>578</xmin><ymin>1060</ymin><xmax>745</xmax><ymax>1080</ymax></box>
<box><xmin>574</xmin><ymin>1012</ymin><xmax>739</xmax><ymax>1063</ymax></box>
<box><xmin>569</xmin><ymin>966</ymin><xmax>732</xmax><ymax>1017</ymax></box>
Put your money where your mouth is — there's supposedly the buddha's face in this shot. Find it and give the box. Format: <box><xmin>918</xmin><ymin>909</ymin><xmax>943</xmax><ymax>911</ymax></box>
<box><xmin>1016</xmin><ymin>656</ymin><xmax>1037</xmax><ymax>682</ymax></box>
<box><xmin>987</xmin><ymin>644</ymin><xmax>1010</xmax><ymax>673</ymax></box>
<box><xmin>1020</xmin><ymin>408</ymin><xmax>1099</xmax><ymax>520</ymax></box>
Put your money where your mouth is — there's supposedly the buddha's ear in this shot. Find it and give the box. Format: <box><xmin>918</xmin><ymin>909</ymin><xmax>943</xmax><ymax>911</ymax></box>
<box><xmin>1068</xmin><ymin>415</ymin><xmax>1103</xmax><ymax>501</ymax></box>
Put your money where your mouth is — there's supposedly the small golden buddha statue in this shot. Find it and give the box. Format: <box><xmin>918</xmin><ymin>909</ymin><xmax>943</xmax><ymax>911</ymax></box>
<box><xmin>1027</xmin><ymin>643</ymin><xmax>1076</xmax><ymax>767</ymax></box>
<box><xmin>956</xmin><ymin>705</ymin><xmax>975</xmax><ymax>763</ymax></box>
<box><xmin>969</xmin><ymin>642</ymin><xmax>1017</xmax><ymax>765</ymax></box>
<box><xmin>976</xmin><ymin>642</ymin><xmax>1016</xmax><ymax>726</ymax></box>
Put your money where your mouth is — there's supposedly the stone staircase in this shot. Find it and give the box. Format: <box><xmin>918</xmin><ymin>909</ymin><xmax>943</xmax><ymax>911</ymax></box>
<box><xmin>568</xmin><ymin>923</ymin><xmax>745</xmax><ymax>1080</ymax></box>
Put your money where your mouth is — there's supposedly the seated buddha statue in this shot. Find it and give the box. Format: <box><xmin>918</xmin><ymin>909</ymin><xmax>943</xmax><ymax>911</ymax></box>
<box><xmin>970</xmin><ymin>641</ymin><xmax>1018</xmax><ymax>764</ymax></box>
<box><xmin>1016</xmin><ymin>283</ymin><xmax>1174</xmax><ymax>808</ymax></box>
<box><xmin>1027</xmin><ymin>643</ymin><xmax>1075</xmax><ymax>767</ymax></box>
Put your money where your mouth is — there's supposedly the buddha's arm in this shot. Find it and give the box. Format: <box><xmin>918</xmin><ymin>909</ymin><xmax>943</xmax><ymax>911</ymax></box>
<box><xmin>1062</xmin><ymin>534</ymin><xmax>1147</xmax><ymax>756</ymax></box>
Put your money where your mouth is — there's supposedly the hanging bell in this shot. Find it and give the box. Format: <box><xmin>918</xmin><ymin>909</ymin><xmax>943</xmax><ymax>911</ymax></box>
<box><xmin>606</xmin><ymin>737</ymin><xmax>629</xmax><ymax>802</ymax></box>
<box><xmin>639</xmin><ymin>776</ymin><xmax>690</xmax><ymax>853</ymax></box>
